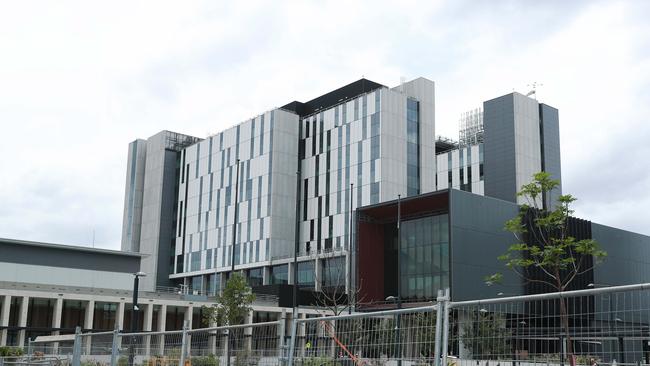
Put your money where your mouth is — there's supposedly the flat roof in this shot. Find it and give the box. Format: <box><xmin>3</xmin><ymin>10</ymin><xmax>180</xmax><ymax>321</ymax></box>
<box><xmin>357</xmin><ymin>190</ymin><xmax>450</xmax><ymax>222</ymax></box>
<box><xmin>281</xmin><ymin>78</ymin><xmax>385</xmax><ymax>117</ymax></box>
<box><xmin>0</xmin><ymin>237</ymin><xmax>144</xmax><ymax>257</ymax></box>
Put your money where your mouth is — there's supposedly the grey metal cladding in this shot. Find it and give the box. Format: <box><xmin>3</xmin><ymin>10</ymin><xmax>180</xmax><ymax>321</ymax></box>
<box><xmin>154</xmin><ymin>148</ymin><xmax>181</xmax><ymax>287</ymax></box>
<box><xmin>539</xmin><ymin>104</ymin><xmax>562</xmax><ymax>203</ymax></box>
<box><xmin>121</xmin><ymin>139</ymin><xmax>147</xmax><ymax>252</ymax></box>
<box><xmin>1</xmin><ymin>240</ymin><xmax>141</xmax><ymax>273</ymax></box>
<box><xmin>449</xmin><ymin>189</ymin><xmax>521</xmax><ymax>301</ymax></box>
<box><xmin>483</xmin><ymin>94</ymin><xmax>517</xmax><ymax>202</ymax></box>
<box><xmin>592</xmin><ymin>223</ymin><xmax>650</xmax><ymax>286</ymax></box>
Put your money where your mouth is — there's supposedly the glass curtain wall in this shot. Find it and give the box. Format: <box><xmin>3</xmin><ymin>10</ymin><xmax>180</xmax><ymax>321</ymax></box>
<box><xmin>399</xmin><ymin>214</ymin><xmax>449</xmax><ymax>300</ymax></box>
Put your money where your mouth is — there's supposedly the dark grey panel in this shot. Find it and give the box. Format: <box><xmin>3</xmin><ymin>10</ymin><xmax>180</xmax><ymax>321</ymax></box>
<box><xmin>539</xmin><ymin>104</ymin><xmax>562</xmax><ymax>205</ymax></box>
<box><xmin>449</xmin><ymin>190</ymin><xmax>522</xmax><ymax>301</ymax></box>
<box><xmin>0</xmin><ymin>240</ymin><xmax>141</xmax><ymax>273</ymax></box>
<box><xmin>483</xmin><ymin>94</ymin><xmax>517</xmax><ymax>202</ymax></box>
<box><xmin>156</xmin><ymin>149</ymin><xmax>181</xmax><ymax>287</ymax></box>
<box><xmin>592</xmin><ymin>223</ymin><xmax>650</xmax><ymax>285</ymax></box>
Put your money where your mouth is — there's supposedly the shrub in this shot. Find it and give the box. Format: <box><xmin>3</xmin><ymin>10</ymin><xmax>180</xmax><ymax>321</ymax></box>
<box><xmin>191</xmin><ymin>354</ymin><xmax>220</xmax><ymax>366</ymax></box>
<box><xmin>0</xmin><ymin>346</ymin><xmax>24</xmax><ymax>357</ymax></box>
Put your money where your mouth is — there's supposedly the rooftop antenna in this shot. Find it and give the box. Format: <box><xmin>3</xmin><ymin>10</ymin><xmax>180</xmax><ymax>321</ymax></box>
<box><xmin>526</xmin><ymin>82</ymin><xmax>543</xmax><ymax>99</ymax></box>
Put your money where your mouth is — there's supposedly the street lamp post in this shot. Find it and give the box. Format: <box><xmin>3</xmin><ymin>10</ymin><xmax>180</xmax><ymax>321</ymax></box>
<box><xmin>396</xmin><ymin>195</ymin><xmax>402</xmax><ymax>366</ymax></box>
<box><xmin>129</xmin><ymin>272</ymin><xmax>146</xmax><ymax>366</ymax></box>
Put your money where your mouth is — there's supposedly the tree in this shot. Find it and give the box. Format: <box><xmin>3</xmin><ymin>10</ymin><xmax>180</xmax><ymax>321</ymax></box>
<box><xmin>461</xmin><ymin>310</ymin><xmax>511</xmax><ymax>360</ymax></box>
<box><xmin>202</xmin><ymin>272</ymin><xmax>256</xmax><ymax>326</ymax></box>
<box><xmin>485</xmin><ymin>172</ymin><xmax>607</xmax><ymax>366</ymax></box>
<box><xmin>314</xmin><ymin>257</ymin><xmax>367</xmax><ymax>316</ymax></box>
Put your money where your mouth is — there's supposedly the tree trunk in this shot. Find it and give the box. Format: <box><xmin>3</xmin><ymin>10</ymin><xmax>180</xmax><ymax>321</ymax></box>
<box><xmin>556</xmin><ymin>275</ymin><xmax>575</xmax><ymax>366</ymax></box>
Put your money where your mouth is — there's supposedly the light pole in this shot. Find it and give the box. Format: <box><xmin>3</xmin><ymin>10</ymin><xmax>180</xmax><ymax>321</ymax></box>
<box><xmin>396</xmin><ymin>195</ymin><xmax>402</xmax><ymax>366</ymax></box>
<box><xmin>129</xmin><ymin>272</ymin><xmax>146</xmax><ymax>366</ymax></box>
<box><xmin>348</xmin><ymin>183</ymin><xmax>354</xmax><ymax>314</ymax></box>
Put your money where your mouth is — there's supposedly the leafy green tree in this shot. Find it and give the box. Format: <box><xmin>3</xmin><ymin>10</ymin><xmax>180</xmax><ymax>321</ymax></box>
<box><xmin>202</xmin><ymin>272</ymin><xmax>255</xmax><ymax>326</ymax></box>
<box><xmin>461</xmin><ymin>311</ymin><xmax>511</xmax><ymax>359</ymax></box>
<box><xmin>486</xmin><ymin>172</ymin><xmax>606</xmax><ymax>366</ymax></box>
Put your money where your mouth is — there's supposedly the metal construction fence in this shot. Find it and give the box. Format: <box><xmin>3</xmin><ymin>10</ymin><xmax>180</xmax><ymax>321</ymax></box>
<box><xmin>288</xmin><ymin>302</ymin><xmax>442</xmax><ymax>366</ymax></box>
<box><xmin>19</xmin><ymin>321</ymin><xmax>282</xmax><ymax>366</ymax></box>
<box><xmin>10</xmin><ymin>283</ymin><xmax>650</xmax><ymax>366</ymax></box>
<box><xmin>447</xmin><ymin>284</ymin><xmax>650</xmax><ymax>366</ymax></box>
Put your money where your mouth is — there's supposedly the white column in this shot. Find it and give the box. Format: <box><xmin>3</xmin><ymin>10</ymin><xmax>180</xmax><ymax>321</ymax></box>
<box><xmin>84</xmin><ymin>300</ymin><xmax>95</xmax><ymax>330</ymax></box>
<box><xmin>209</xmin><ymin>317</ymin><xmax>218</xmax><ymax>356</ymax></box>
<box><xmin>1</xmin><ymin>295</ymin><xmax>11</xmax><ymax>346</ymax></box>
<box><xmin>52</xmin><ymin>298</ymin><xmax>63</xmax><ymax>334</ymax></box>
<box><xmin>345</xmin><ymin>253</ymin><xmax>351</xmax><ymax>294</ymax></box>
<box><xmin>52</xmin><ymin>297</ymin><xmax>63</xmax><ymax>354</ymax></box>
<box><xmin>299</xmin><ymin>313</ymin><xmax>307</xmax><ymax>357</ymax></box>
<box><xmin>219</xmin><ymin>273</ymin><xmax>226</xmax><ymax>294</ymax></box>
<box><xmin>314</xmin><ymin>259</ymin><xmax>322</xmax><ymax>291</ymax></box>
<box><xmin>288</xmin><ymin>262</ymin><xmax>295</xmax><ymax>285</ymax></box>
<box><xmin>84</xmin><ymin>299</ymin><xmax>96</xmax><ymax>353</ymax></box>
<box><xmin>244</xmin><ymin>310</ymin><xmax>253</xmax><ymax>351</ymax></box>
<box><xmin>17</xmin><ymin>296</ymin><xmax>29</xmax><ymax>347</ymax></box>
<box><xmin>115</xmin><ymin>301</ymin><xmax>125</xmax><ymax>331</ymax></box>
<box><xmin>143</xmin><ymin>303</ymin><xmax>153</xmax><ymax>357</ymax></box>
<box><xmin>115</xmin><ymin>301</ymin><xmax>125</xmax><ymax>349</ymax></box>
<box><xmin>263</xmin><ymin>266</ymin><xmax>271</xmax><ymax>285</ymax></box>
<box><xmin>158</xmin><ymin>305</ymin><xmax>167</xmax><ymax>355</ymax></box>
<box><xmin>184</xmin><ymin>305</ymin><xmax>193</xmax><ymax>356</ymax></box>
<box><xmin>184</xmin><ymin>305</ymin><xmax>193</xmax><ymax>329</ymax></box>
<box><xmin>278</xmin><ymin>310</ymin><xmax>287</xmax><ymax>358</ymax></box>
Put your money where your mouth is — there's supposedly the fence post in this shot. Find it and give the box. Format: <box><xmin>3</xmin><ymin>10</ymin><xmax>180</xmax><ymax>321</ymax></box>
<box><xmin>72</xmin><ymin>326</ymin><xmax>82</xmax><ymax>366</ymax></box>
<box><xmin>110</xmin><ymin>326</ymin><xmax>120</xmax><ymax>366</ymax></box>
<box><xmin>178</xmin><ymin>320</ymin><xmax>189</xmax><ymax>366</ymax></box>
<box><xmin>434</xmin><ymin>290</ymin><xmax>444</xmax><ymax>366</ymax></box>
<box><xmin>287</xmin><ymin>316</ymin><xmax>298</xmax><ymax>366</ymax></box>
<box><xmin>278</xmin><ymin>313</ymin><xmax>286</xmax><ymax>361</ymax></box>
<box><xmin>27</xmin><ymin>338</ymin><xmax>33</xmax><ymax>357</ymax></box>
<box><xmin>440</xmin><ymin>289</ymin><xmax>451</xmax><ymax>366</ymax></box>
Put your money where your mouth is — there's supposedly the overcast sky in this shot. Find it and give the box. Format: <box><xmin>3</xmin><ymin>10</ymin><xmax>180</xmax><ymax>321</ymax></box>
<box><xmin>1</xmin><ymin>0</ymin><xmax>648</xmax><ymax>250</ymax></box>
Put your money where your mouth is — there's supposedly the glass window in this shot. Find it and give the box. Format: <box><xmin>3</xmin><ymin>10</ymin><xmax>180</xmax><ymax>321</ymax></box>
<box><xmin>191</xmin><ymin>252</ymin><xmax>201</xmax><ymax>271</ymax></box>
<box><xmin>205</xmin><ymin>249</ymin><xmax>212</xmax><ymax>269</ymax></box>
<box><xmin>190</xmin><ymin>276</ymin><xmax>203</xmax><ymax>295</ymax></box>
<box><xmin>406</xmin><ymin>99</ymin><xmax>420</xmax><ymax>196</ymax></box>
<box><xmin>371</xmin><ymin>113</ymin><xmax>380</xmax><ymax>137</ymax></box>
<box><xmin>397</xmin><ymin>214</ymin><xmax>449</xmax><ymax>301</ymax></box>
<box><xmin>270</xmin><ymin>264</ymin><xmax>288</xmax><ymax>285</ymax></box>
<box><xmin>297</xmin><ymin>261</ymin><xmax>315</xmax><ymax>288</ymax></box>
<box><xmin>207</xmin><ymin>274</ymin><xmax>218</xmax><ymax>296</ymax></box>
<box><xmin>375</xmin><ymin>90</ymin><xmax>380</xmax><ymax>112</ymax></box>
<box><xmin>248</xmin><ymin>268</ymin><xmax>263</xmax><ymax>287</ymax></box>
<box><xmin>322</xmin><ymin>257</ymin><xmax>345</xmax><ymax>289</ymax></box>
<box><xmin>370</xmin><ymin>182</ymin><xmax>379</xmax><ymax>204</ymax></box>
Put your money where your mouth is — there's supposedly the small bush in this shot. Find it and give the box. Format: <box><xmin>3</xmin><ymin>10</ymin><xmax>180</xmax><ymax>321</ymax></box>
<box><xmin>191</xmin><ymin>354</ymin><xmax>220</xmax><ymax>366</ymax></box>
<box><xmin>0</xmin><ymin>346</ymin><xmax>24</xmax><ymax>357</ymax></box>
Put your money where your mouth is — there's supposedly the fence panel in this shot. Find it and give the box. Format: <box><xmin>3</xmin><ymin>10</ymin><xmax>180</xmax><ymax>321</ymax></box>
<box><xmin>447</xmin><ymin>285</ymin><xmax>650</xmax><ymax>366</ymax></box>
<box><xmin>188</xmin><ymin>321</ymin><xmax>281</xmax><ymax>366</ymax></box>
<box><xmin>290</xmin><ymin>304</ymin><xmax>441</xmax><ymax>366</ymax></box>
